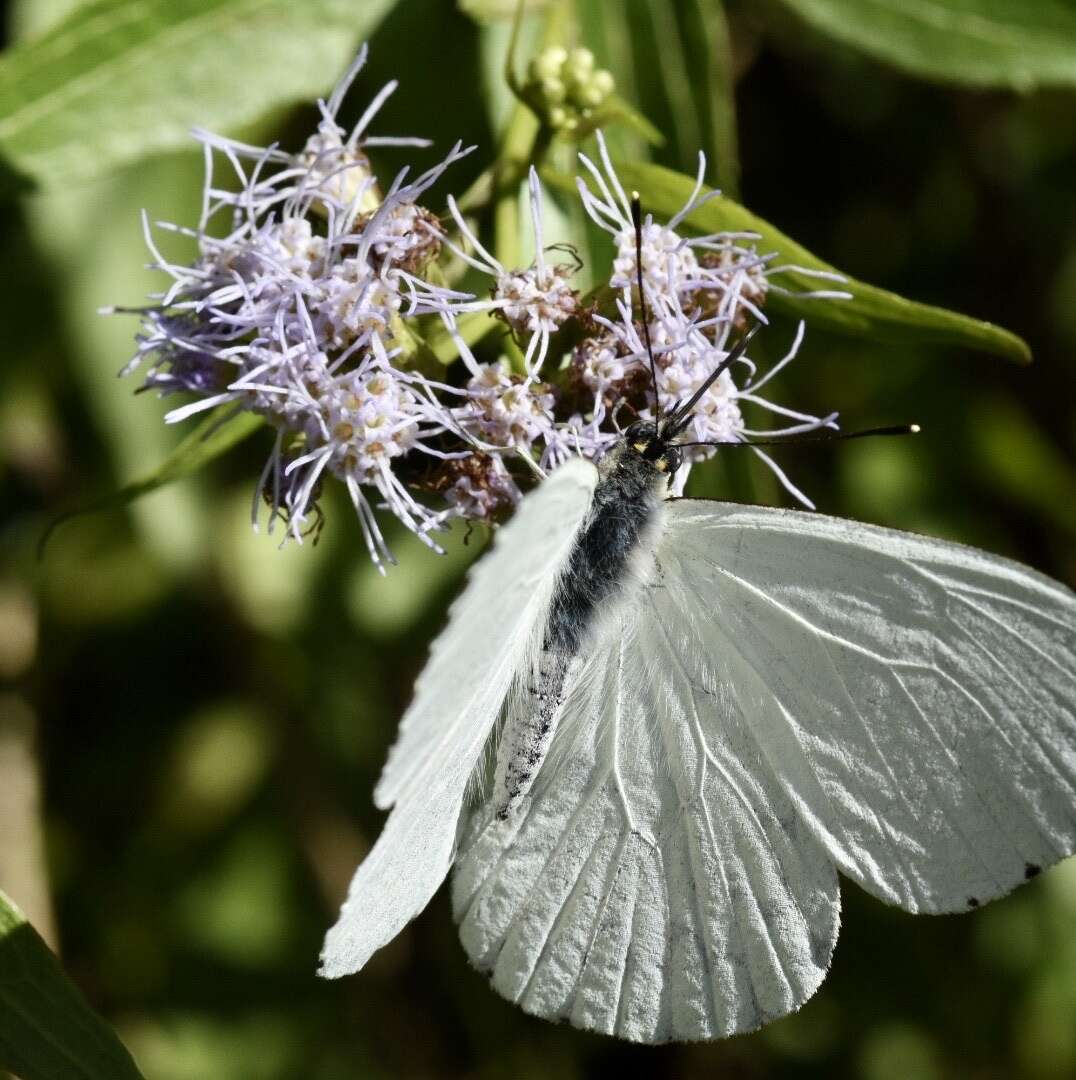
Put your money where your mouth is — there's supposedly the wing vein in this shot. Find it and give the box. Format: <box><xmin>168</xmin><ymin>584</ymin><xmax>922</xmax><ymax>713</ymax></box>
<box><xmin>646</xmin><ymin>605</ymin><xmax>758</xmax><ymax>1031</ymax></box>
<box><xmin>519</xmin><ymin>823</ymin><xmax>621</xmax><ymax>1003</ymax></box>
<box><xmin>946</xmin><ymin>583</ymin><xmax>1076</xmax><ymax>687</ymax></box>
<box><xmin>612</xmin><ymin>860</ymin><xmax>643</xmax><ymax>1036</ymax></box>
<box><xmin>611</xmin><ymin>637</ymin><xmax>640</xmax><ymax>833</ymax></box>
<box><xmin>669</xmin><ymin>547</ymin><xmax>927</xmax><ymax>907</ymax></box>
<box><xmin>885</xmin><ymin>663</ymin><xmax>1015</xmax><ymax>891</ymax></box>
<box><xmin>946</xmin><ymin>624</ymin><xmax>1076</xmax><ymax>802</ymax></box>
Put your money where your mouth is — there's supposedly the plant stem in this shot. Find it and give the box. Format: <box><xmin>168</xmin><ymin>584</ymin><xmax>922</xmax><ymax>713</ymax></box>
<box><xmin>702</xmin><ymin>0</ymin><xmax>741</xmax><ymax>198</ymax></box>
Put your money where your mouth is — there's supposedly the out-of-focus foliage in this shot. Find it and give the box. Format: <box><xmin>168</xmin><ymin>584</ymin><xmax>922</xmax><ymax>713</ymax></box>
<box><xmin>770</xmin><ymin>0</ymin><xmax>1076</xmax><ymax>90</ymax></box>
<box><xmin>40</xmin><ymin>407</ymin><xmax>261</xmax><ymax>557</ymax></box>
<box><xmin>0</xmin><ymin>0</ymin><xmax>399</xmax><ymax>192</ymax></box>
<box><xmin>2</xmin><ymin>0</ymin><xmax>1076</xmax><ymax>1077</ymax></box>
<box><xmin>574</xmin><ymin>157</ymin><xmax>1031</xmax><ymax>360</ymax></box>
<box><xmin>575</xmin><ymin>0</ymin><xmax>742</xmax><ymax>193</ymax></box>
<box><xmin>0</xmin><ymin>891</ymin><xmax>145</xmax><ymax>1079</ymax></box>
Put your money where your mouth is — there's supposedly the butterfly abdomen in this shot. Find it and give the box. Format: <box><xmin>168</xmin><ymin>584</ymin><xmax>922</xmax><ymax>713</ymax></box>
<box><xmin>494</xmin><ymin>444</ymin><xmax>667</xmax><ymax>817</ymax></box>
<box><xmin>494</xmin><ymin>651</ymin><xmax>570</xmax><ymax>819</ymax></box>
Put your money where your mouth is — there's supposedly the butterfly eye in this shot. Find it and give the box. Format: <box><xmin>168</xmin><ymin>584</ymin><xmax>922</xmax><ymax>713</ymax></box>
<box><xmin>652</xmin><ymin>445</ymin><xmax>682</xmax><ymax>472</ymax></box>
<box><xmin>625</xmin><ymin>421</ymin><xmax>657</xmax><ymax>447</ymax></box>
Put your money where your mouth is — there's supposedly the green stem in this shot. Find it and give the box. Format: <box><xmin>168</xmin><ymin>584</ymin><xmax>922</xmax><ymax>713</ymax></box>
<box><xmin>476</xmin><ymin>0</ymin><xmax>574</xmax><ymax>372</ymax></box>
<box><xmin>702</xmin><ymin>0</ymin><xmax>741</xmax><ymax>198</ymax></box>
<box><xmin>504</xmin><ymin>0</ymin><xmax>526</xmax><ymax>99</ymax></box>
<box><xmin>490</xmin><ymin>3</ymin><xmax>563</xmax><ymax>302</ymax></box>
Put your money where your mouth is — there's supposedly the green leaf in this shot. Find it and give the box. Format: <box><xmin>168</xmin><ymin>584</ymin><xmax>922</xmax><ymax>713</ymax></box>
<box><xmin>771</xmin><ymin>0</ymin><xmax>1076</xmax><ymax>90</ymax></box>
<box><xmin>686</xmin><ymin>0</ymin><xmax>740</xmax><ymax>198</ymax></box>
<box><xmin>459</xmin><ymin>0</ymin><xmax>554</xmax><ymax>23</ymax></box>
<box><xmin>40</xmin><ymin>406</ymin><xmax>264</xmax><ymax>555</ymax></box>
<box><xmin>607</xmin><ymin>159</ymin><xmax>1031</xmax><ymax>363</ymax></box>
<box><xmin>0</xmin><ymin>890</ymin><xmax>145</xmax><ymax>1080</ymax></box>
<box><xmin>573</xmin><ymin>94</ymin><xmax>665</xmax><ymax>147</ymax></box>
<box><xmin>0</xmin><ymin>0</ymin><xmax>398</xmax><ymax>191</ymax></box>
<box><xmin>575</xmin><ymin>0</ymin><xmax>740</xmax><ymax>193</ymax></box>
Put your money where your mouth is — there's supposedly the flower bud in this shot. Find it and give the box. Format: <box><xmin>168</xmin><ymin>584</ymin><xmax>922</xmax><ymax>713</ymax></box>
<box><xmin>567</xmin><ymin>47</ymin><xmax>594</xmax><ymax>75</ymax></box>
<box><xmin>541</xmin><ymin>76</ymin><xmax>566</xmax><ymax>104</ymax></box>
<box><xmin>591</xmin><ymin>70</ymin><xmax>615</xmax><ymax>97</ymax></box>
<box><xmin>531</xmin><ymin>46</ymin><xmax>567</xmax><ymax>81</ymax></box>
<box><xmin>522</xmin><ymin>45</ymin><xmax>615</xmax><ymax>138</ymax></box>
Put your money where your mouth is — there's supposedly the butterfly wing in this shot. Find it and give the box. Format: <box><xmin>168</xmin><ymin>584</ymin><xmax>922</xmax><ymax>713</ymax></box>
<box><xmin>452</xmin><ymin>537</ymin><xmax>842</xmax><ymax>1042</ymax></box>
<box><xmin>663</xmin><ymin>499</ymin><xmax>1076</xmax><ymax>914</ymax></box>
<box><xmin>453</xmin><ymin>498</ymin><xmax>1076</xmax><ymax>1041</ymax></box>
<box><xmin>320</xmin><ymin>457</ymin><xmax>598</xmax><ymax>978</ymax></box>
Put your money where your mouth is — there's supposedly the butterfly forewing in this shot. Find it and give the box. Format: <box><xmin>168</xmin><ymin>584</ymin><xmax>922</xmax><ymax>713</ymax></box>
<box><xmin>662</xmin><ymin>500</ymin><xmax>1076</xmax><ymax>914</ymax></box>
<box><xmin>320</xmin><ymin>458</ymin><xmax>597</xmax><ymax>978</ymax></box>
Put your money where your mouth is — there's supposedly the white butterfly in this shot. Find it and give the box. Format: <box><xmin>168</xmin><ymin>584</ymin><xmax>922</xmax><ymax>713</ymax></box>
<box><xmin>319</xmin><ymin>405</ymin><xmax>1076</xmax><ymax>1043</ymax></box>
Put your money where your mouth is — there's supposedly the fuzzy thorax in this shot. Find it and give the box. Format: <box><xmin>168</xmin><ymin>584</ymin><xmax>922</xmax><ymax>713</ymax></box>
<box><xmin>493</xmin><ymin>440</ymin><xmax>669</xmax><ymax>817</ymax></box>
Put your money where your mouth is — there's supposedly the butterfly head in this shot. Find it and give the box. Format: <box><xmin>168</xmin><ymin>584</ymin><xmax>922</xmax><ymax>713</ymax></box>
<box><xmin>624</xmin><ymin>420</ymin><xmax>683</xmax><ymax>475</ymax></box>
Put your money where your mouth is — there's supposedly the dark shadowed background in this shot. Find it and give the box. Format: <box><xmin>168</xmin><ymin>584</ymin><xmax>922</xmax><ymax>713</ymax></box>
<box><xmin>2</xmin><ymin>1</ymin><xmax>1075</xmax><ymax>1077</ymax></box>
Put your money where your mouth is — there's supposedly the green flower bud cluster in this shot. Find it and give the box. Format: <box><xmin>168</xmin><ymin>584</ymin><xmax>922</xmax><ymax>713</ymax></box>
<box><xmin>523</xmin><ymin>47</ymin><xmax>615</xmax><ymax>135</ymax></box>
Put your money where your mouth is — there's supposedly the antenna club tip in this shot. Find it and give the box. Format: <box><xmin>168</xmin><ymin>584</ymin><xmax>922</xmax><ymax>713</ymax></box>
<box><xmin>909</xmin><ymin>423</ymin><xmax>921</xmax><ymax>434</ymax></box>
<box><xmin>630</xmin><ymin>190</ymin><xmax>640</xmax><ymax>201</ymax></box>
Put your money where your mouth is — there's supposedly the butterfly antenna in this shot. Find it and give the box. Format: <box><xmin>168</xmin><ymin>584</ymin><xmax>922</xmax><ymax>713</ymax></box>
<box><xmin>664</xmin><ymin>321</ymin><xmax>761</xmax><ymax>439</ymax></box>
<box><xmin>630</xmin><ymin>193</ymin><xmax>661</xmax><ymax>426</ymax></box>
<box><xmin>676</xmin><ymin>423</ymin><xmax>921</xmax><ymax>449</ymax></box>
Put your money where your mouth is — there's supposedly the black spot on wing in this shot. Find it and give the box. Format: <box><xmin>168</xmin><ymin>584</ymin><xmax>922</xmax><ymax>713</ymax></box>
<box><xmin>967</xmin><ymin>896</ymin><xmax>980</xmax><ymax>908</ymax></box>
<box><xmin>1025</xmin><ymin>863</ymin><xmax>1042</xmax><ymax>880</ymax></box>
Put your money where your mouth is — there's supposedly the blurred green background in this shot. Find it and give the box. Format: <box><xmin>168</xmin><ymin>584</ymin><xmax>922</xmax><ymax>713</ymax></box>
<box><xmin>2</xmin><ymin>1</ymin><xmax>1076</xmax><ymax>1077</ymax></box>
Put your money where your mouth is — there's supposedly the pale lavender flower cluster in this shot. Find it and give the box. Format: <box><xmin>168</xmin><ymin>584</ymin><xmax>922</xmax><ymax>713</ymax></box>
<box><xmin>116</xmin><ymin>49</ymin><xmax>847</xmax><ymax>565</ymax></box>
<box><xmin>439</xmin><ymin>134</ymin><xmax>847</xmax><ymax>505</ymax></box>
<box><xmin>115</xmin><ymin>48</ymin><xmax>481</xmax><ymax>565</ymax></box>
<box><xmin>572</xmin><ymin>134</ymin><xmax>849</xmax><ymax>502</ymax></box>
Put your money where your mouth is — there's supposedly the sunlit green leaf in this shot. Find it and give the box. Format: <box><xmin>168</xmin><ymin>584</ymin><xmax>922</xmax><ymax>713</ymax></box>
<box><xmin>0</xmin><ymin>890</ymin><xmax>145</xmax><ymax>1080</ymax></box>
<box><xmin>40</xmin><ymin>407</ymin><xmax>264</xmax><ymax>554</ymax></box>
<box><xmin>772</xmin><ymin>0</ymin><xmax>1076</xmax><ymax>90</ymax></box>
<box><xmin>459</xmin><ymin>0</ymin><xmax>553</xmax><ymax>23</ymax></box>
<box><xmin>0</xmin><ymin>0</ymin><xmax>398</xmax><ymax>192</ymax></box>
<box><xmin>9</xmin><ymin>0</ymin><xmax>95</xmax><ymax>42</ymax></box>
<box><xmin>606</xmin><ymin>159</ymin><xmax>1031</xmax><ymax>363</ymax></box>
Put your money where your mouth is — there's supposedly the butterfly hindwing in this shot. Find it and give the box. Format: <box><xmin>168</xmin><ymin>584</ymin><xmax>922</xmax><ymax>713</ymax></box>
<box><xmin>452</xmin><ymin>525</ymin><xmax>841</xmax><ymax>1042</ymax></box>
